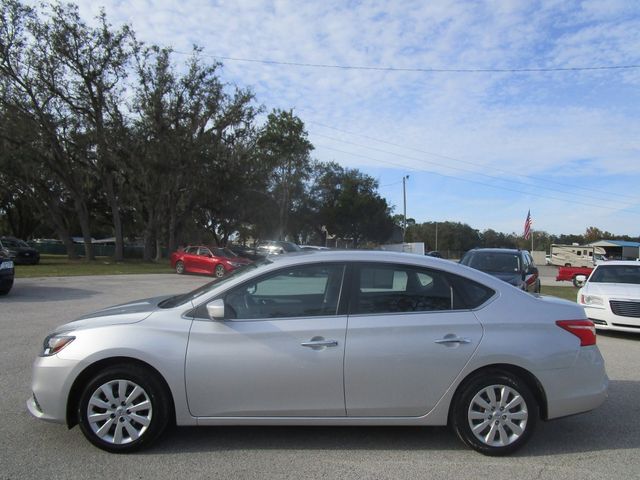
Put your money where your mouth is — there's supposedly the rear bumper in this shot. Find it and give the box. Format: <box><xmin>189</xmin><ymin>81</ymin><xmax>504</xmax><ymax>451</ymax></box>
<box><xmin>539</xmin><ymin>346</ymin><xmax>608</xmax><ymax>419</ymax></box>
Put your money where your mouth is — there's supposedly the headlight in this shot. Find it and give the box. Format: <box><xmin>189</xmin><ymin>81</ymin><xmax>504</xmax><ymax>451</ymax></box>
<box><xmin>580</xmin><ymin>294</ymin><xmax>604</xmax><ymax>307</ymax></box>
<box><xmin>41</xmin><ymin>334</ymin><xmax>75</xmax><ymax>357</ymax></box>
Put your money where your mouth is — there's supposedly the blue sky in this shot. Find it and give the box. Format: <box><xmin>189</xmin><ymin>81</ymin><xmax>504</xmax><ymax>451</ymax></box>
<box><xmin>73</xmin><ymin>0</ymin><xmax>640</xmax><ymax>236</ymax></box>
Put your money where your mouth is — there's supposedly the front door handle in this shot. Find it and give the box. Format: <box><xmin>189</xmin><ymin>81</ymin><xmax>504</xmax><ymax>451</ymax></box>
<box><xmin>301</xmin><ymin>337</ymin><xmax>338</xmax><ymax>350</ymax></box>
<box><xmin>434</xmin><ymin>336</ymin><xmax>471</xmax><ymax>345</ymax></box>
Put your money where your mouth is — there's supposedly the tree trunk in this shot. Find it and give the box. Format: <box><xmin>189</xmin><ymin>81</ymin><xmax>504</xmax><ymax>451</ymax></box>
<box><xmin>72</xmin><ymin>194</ymin><xmax>94</xmax><ymax>260</ymax></box>
<box><xmin>103</xmin><ymin>171</ymin><xmax>124</xmax><ymax>261</ymax></box>
<box><xmin>45</xmin><ymin>198</ymin><xmax>78</xmax><ymax>260</ymax></box>
<box><xmin>142</xmin><ymin>207</ymin><xmax>155</xmax><ymax>262</ymax></box>
<box><xmin>154</xmin><ymin>238</ymin><xmax>162</xmax><ymax>262</ymax></box>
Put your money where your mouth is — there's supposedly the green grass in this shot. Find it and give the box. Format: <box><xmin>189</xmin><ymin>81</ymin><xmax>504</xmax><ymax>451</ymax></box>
<box><xmin>540</xmin><ymin>285</ymin><xmax>578</xmax><ymax>302</ymax></box>
<box><xmin>14</xmin><ymin>254</ymin><xmax>173</xmax><ymax>278</ymax></box>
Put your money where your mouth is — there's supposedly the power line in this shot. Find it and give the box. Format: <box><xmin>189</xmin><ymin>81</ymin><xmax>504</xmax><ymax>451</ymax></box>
<box><xmin>173</xmin><ymin>51</ymin><xmax>640</xmax><ymax>74</ymax></box>
<box><xmin>308</xmin><ymin>120</ymin><xmax>640</xmax><ymax>202</ymax></box>
<box><xmin>317</xmin><ymin>143</ymin><xmax>640</xmax><ymax>216</ymax></box>
<box><xmin>314</xmin><ymin>132</ymin><xmax>640</xmax><ymax>209</ymax></box>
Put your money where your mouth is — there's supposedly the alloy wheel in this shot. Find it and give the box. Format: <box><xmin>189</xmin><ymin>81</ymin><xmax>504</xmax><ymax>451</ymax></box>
<box><xmin>86</xmin><ymin>379</ymin><xmax>152</xmax><ymax>445</ymax></box>
<box><xmin>467</xmin><ymin>384</ymin><xmax>528</xmax><ymax>448</ymax></box>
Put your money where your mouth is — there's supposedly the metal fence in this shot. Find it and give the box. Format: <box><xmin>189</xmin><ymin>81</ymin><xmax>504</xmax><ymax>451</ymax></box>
<box><xmin>28</xmin><ymin>242</ymin><xmax>163</xmax><ymax>259</ymax></box>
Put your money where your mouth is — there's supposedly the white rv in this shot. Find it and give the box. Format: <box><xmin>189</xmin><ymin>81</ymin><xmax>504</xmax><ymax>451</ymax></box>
<box><xmin>550</xmin><ymin>244</ymin><xmax>606</xmax><ymax>267</ymax></box>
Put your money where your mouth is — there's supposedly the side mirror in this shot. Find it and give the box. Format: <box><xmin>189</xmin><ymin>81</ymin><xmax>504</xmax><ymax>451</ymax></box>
<box><xmin>574</xmin><ymin>275</ymin><xmax>587</xmax><ymax>288</ymax></box>
<box><xmin>206</xmin><ymin>298</ymin><xmax>225</xmax><ymax>320</ymax></box>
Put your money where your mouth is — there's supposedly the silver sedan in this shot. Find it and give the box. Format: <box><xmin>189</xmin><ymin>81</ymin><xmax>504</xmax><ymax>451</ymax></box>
<box><xmin>27</xmin><ymin>250</ymin><xmax>608</xmax><ymax>455</ymax></box>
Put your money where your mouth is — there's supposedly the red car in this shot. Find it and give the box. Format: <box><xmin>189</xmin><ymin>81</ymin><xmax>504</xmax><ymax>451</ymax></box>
<box><xmin>170</xmin><ymin>246</ymin><xmax>251</xmax><ymax>277</ymax></box>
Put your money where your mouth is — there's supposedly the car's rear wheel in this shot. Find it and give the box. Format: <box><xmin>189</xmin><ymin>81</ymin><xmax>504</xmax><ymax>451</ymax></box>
<box><xmin>451</xmin><ymin>371</ymin><xmax>538</xmax><ymax>456</ymax></box>
<box><xmin>77</xmin><ymin>365</ymin><xmax>170</xmax><ymax>453</ymax></box>
<box><xmin>175</xmin><ymin>261</ymin><xmax>185</xmax><ymax>274</ymax></box>
<box><xmin>214</xmin><ymin>264</ymin><xmax>225</xmax><ymax>278</ymax></box>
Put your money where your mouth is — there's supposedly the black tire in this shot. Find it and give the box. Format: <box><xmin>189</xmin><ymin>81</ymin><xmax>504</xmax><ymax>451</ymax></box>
<box><xmin>451</xmin><ymin>370</ymin><xmax>538</xmax><ymax>456</ymax></box>
<box><xmin>175</xmin><ymin>261</ymin><xmax>185</xmax><ymax>275</ymax></box>
<box><xmin>214</xmin><ymin>264</ymin><xmax>225</xmax><ymax>278</ymax></box>
<box><xmin>77</xmin><ymin>364</ymin><xmax>171</xmax><ymax>453</ymax></box>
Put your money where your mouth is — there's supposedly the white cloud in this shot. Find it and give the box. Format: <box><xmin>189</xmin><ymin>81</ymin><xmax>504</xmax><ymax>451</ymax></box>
<box><xmin>63</xmin><ymin>0</ymin><xmax>640</xmax><ymax>234</ymax></box>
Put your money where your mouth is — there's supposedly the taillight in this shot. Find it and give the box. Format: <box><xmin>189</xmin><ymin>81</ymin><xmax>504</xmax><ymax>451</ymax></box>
<box><xmin>556</xmin><ymin>320</ymin><xmax>596</xmax><ymax>346</ymax></box>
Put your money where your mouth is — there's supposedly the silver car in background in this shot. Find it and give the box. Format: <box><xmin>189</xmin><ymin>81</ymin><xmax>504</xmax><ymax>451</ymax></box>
<box><xmin>27</xmin><ymin>250</ymin><xmax>607</xmax><ymax>455</ymax></box>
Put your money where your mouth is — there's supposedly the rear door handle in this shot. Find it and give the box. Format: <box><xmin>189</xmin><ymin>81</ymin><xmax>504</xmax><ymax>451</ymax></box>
<box><xmin>434</xmin><ymin>336</ymin><xmax>471</xmax><ymax>345</ymax></box>
<box><xmin>301</xmin><ymin>337</ymin><xmax>338</xmax><ymax>349</ymax></box>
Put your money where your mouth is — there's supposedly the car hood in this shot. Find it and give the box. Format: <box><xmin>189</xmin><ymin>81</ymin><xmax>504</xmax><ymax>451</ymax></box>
<box><xmin>230</xmin><ymin>257</ymin><xmax>251</xmax><ymax>264</ymax></box>
<box><xmin>55</xmin><ymin>295</ymin><xmax>170</xmax><ymax>333</ymax></box>
<box><xmin>485</xmin><ymin>271</ymin><xmax>522</xmax><ymax>285</ymax></box>
<box><xmin>584</xmin><ymin>283</ymin><xmax>640</xmax><ymax>299</ymax></box>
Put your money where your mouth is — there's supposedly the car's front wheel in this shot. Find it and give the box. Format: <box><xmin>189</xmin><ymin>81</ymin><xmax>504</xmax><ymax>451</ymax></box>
<box><xmin>214</xmin><ymin>264</ymin><xmax>225</xmax><ymax>277</ymax></box>
<box><xmin>451</xmin><ymin>371</ymin><xmax>538</xmax><ymax>456</ymax></box>
<box><xmin>77</xmin><ymin>364</ymin><xmax>171</xmax><ymax>453</ymax></box>
<box><xmin>175</xmin><ymin>261</ymin><xmax>185</xmax><ymax>274</ymax></box>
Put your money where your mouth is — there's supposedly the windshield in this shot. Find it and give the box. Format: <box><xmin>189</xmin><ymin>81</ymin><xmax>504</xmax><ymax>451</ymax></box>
<box><xmin>589</xmin><ymin>265</ymin><xmax>640</xmax><ymax>284</ymax></box>
<box><xmin>158</xmin><ymin>258</ymin><xmax>271</xmax><ymax>308</ymax></box>
<box><xmin>463</xmin><ymin>252</ymin><xmax>522</xmax><ymax>273</ymax></box>
<box><xmin>2</xmin><ymin>239</ymin><xmax>28</xmax><ymax>248</ymax></box>
<box><xmin>282</xmin><ymin>242</ymin><xmax>302</xmax><ymax>252</ymax></box>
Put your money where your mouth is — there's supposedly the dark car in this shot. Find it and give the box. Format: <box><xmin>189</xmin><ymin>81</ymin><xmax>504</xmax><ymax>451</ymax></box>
<box><xmin>460</xmin><ymin>248</ymin><xmax>540</xmax><ymax>293</ymax></box>
<box><xmin>0</xmin><ymin>248</ymin><xmax>15</xmax><ymax>294</ymax></box>
<box><xmin>426</xmin><ymin>251</ymin><xmax>442</xmax><ymax>258</ymax></box>
<box><xmin>226</xmin><ymin>243</ymin><xmax>263</xmax><ymax>261</ymax></box>
<box><xmin>256</xmin><ymin>240</ymin><xmax>302</xmax><ymax>256</ymax></box>
<box><xmin>0</xmin><ymin>237</ymin><xmax>40</xmax><ymax>265</ymax></box>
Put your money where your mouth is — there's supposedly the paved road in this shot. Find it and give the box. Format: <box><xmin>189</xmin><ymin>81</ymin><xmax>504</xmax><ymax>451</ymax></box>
<box><xmin>1</xmin><ymin>274</ymin><xmax>639</xmax><ymax>480</ymax></box>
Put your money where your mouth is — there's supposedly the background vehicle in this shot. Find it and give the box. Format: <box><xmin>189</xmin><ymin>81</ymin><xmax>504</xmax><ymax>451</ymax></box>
<box><xmin>28</xmin><ymin>251</ymin><xmax>606</xmax><ymax>456</ymax></box>
<box><xmin>460</xmin><ymin>248</ymin><xmax>540</xmax><ymax>293</ymax></box>
<box><xmin>170</xmin><ymin>246</ymin><xmax>251</xmax><ymax>277</ymax></box>
<box><xmin>550</xmin><ymin>244</ymin><xmax>606</xmax><ymax>267</ymax></box>
<box><xmin>299</xmin><ymin>245</ymin><xmax>330</xmax><ymax>251</ymax></box>
<box><xmin>256</xmin><ymin>240</ymin><xmax>302</xmax><ymax>255</ymax></box>
<box><xmin>0</xmin><ymin>249</ymin><xmax>14</xmax><ymax>294</ymax></box>
<box><xmin>577</xmin><ymin>261</ymin><xmax>640</xmax><ymax>333</ymax></box>
<box><xmin>226</xmin><ymin>244</ymin><xmax>262</xmax><ymax>261</ymax></box>
<box><xmin>0</xmin><ymin>237</ymin><xmax>40</xmax><ymax>265</ymax></box>
<box><xmin>556</xmin><ymin>266</ymin><xmax>594</xmax><ymax>287</ymax></box>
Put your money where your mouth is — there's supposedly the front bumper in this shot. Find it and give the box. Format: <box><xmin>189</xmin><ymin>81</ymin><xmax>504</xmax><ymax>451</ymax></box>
<box><xmin>27</xmin><ymin>355</ymin><xmax>81</xmax><ymax>424</ymax></box>
<box><xmin>584</xmin><ymin>304</ymin><xmax>640</xmax><ymax>333</ymax></box>
<box><xmin>0</xmin><ymin>273</ymin><xmax>13</xmax><ymax>291</ymax></box>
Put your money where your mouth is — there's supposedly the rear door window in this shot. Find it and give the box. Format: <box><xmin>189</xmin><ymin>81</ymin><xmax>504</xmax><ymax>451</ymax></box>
<box><xmin>351</xmin><ymin>263</ymin><xmax>494</xmax><ymax>315</ymax></box>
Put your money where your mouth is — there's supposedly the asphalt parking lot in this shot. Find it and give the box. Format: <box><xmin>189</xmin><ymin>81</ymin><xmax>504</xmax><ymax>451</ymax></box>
<box><xmin>1</xmin><ymin>273</ymin><xmax>639</xmax><ymax>480</ymax></box>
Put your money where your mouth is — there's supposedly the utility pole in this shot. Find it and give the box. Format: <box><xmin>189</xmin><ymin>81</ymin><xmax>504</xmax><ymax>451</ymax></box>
<box><xmin>402</xmin><ymin>175</ymin><xmax>409</xmax><ymax>242</ymax></box>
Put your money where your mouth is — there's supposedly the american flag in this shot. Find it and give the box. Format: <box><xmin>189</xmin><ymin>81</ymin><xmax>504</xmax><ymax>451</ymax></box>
<box><xmin>524</xmin><ymin>210</ymin><xmax>532</xmax><ymax>240</ymax></box>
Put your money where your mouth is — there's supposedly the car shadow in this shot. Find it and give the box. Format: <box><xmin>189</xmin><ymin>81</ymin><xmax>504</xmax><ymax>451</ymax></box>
<box><xmin>2</xmin><ymin>285</ymin><xmax>100</xmax><ymax>302</ymax></box>
<box><xmin>149</xmin><ymin>425</ymin><xmax>459</xmax><ymax>455</ymax></box>
<box><xmin>145</xmin><ymin>379</ymin><xmax>638</xmax><ymax>456</ymax></box>
<box><xmin>597</xmin><ymin>330</ymin><xmax>640</xmax><ymax>340</ymax></box>
<box><xmin>525</xmin><ymin>379</ymin><xmax>640</xmax><ymax>456</ymax></box>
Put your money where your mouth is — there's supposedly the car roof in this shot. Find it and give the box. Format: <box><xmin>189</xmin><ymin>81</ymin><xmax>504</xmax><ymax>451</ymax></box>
<box><xmin>595</xmin><ymin>260</ymin><xmax>640</xmax><ymax>266</ymax></box>
<box><xmin>465</xmin><ymin>248</ymin><xmax>526</xmax><ymax>254</ymax></box>
<box><xmin>258</xmin><ymin>249</ymin><xmax>507</xmax><ymax>288</ymax></box>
